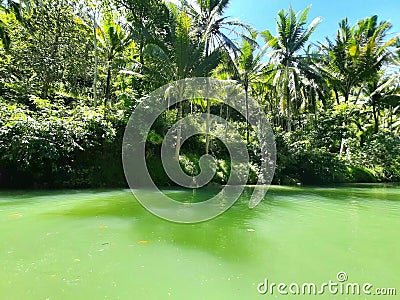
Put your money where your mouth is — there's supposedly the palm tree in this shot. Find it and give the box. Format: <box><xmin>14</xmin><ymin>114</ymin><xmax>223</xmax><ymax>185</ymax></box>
<box><xmin>261</xmin><ymin>5</ymin><xmax>321</xmax><ymax>131</ymax></box>
<box><xmin>215</xmin><ymin>33</ymin><xmax>268</xmax><ymax>142</ymax></box>
<box><xmin>318</xmin><ymin>16</ymin><xmax>395</xmax><ymax>104</ymax></box>
<box><xmin>183</xmin><ymin>0</ymin><xmax>250</xmax><ymax>55</ymax></box>
<box><xmin>117</xmin><ymin>0</ymin><xmax>172</xmax><ymax>67</ymax></box>
<box><xmin>182</xmin><ymin>0</ymin><xmax>252</xmax><ymax>153</ymax></box>
<box><xmin>97</xmin><ymin>14</ymin><xmax>134</xmax><ymax>105</ymax></box>
<box><xmin>318</xmin><ymin>16</ymin><xmax>395</xmax><ymax>154</ymax></box>
<box><xmin>364</xmin><ymin>74</ymin><xmax>400</xmax><ymax>133</ymax></box>
<box><xmin>143</xmin><ymin>9</ymin><xmax>221</xmax><ymax>158</ymax></box>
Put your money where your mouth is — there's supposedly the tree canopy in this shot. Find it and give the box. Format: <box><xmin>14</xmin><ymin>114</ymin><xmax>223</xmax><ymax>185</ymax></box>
<box><xmin>0</xmin><ymin>0</ymin><xmax>399</xmax><ymax>188</ymax></box>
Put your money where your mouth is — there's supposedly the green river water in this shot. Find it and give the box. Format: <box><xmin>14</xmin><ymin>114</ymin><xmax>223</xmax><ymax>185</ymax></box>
<box><xmin>0</xmin><ymin>185</ymin><xmax>399</xmax><ymax>299</ymax></box>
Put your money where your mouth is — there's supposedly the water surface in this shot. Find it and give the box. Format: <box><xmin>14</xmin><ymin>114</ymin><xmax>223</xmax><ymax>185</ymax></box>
<box><xmin>0</xmin><ymin>185</ymin><xmax>399</xmax><ymax>299</ymax></box>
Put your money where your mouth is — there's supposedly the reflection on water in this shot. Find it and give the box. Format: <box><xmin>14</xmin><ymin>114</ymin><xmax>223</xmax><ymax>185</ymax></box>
<box><xmin>0</xmin><ymin>184</ymin><xmax>399</xmax><ymax>299</ymax></box>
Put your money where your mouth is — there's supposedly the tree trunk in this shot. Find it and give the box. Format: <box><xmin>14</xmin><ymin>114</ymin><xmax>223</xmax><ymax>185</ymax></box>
<box><xmin>41</xmin><ymin>76</ymin><xmax>51</xmax><ymax>98</ymax></box>
<box><xmin>174</xmin><ymin>81</ymin><xmax>186</xmax><ymax>160</ymax></box>
<box><xmin>339</xmin><ymin>135</ymin><xmax>346</xmax><ymax>156</ymax></box>
<box><xmin>344</xmin><ymin>91</ymin><xmax>349</xmax><ymax>103</ymax></box>
<box><xmin>175</xmin><ymin>101</ymin><xmax>183</xmax><ymax>160</ymax></box>
<box><xmin>41</xmin><ymin>15</ymin><xmax>62</xmax><ymax>98</ymax></box>
<box><xmin>139</xmin><ymin>35</ymin><xmax>145</xmax><ymax>66</ymax></box>
<box><xmin>354</xmin><ymin>86</ymin><xmax>363</xmax><ymax>105</ymax></box>
<box><xmin>105</xmin><ymin>61</ymin><xmax>112</xmax><ymax>106</ymax></box>
<box><xmin>334</xmin><ymin>89</ymin><xmax>340</xmax><ymax>105</ymax></box>
<box><xmin>93</xmin><ymin>11</ymin><xmax>98</xmax><ymax>105</ymax></box>
<box><xmin>339</xmin><ymin>91</ymin><xmax>350</xmax><ymax>155</ymax></box>
<box><xmin>225</xmin><ymin>105</ymin><xmax>229</xmax><ymax>137</ymax></box>
<box><xmin>285</xmin><ymin>84</ymin><xmax>291</xmax><ymax>132</ymax></box>
<box><xmin>205</xmin><ymin>98</ymin><xmax>210</xmax><ymax>154</ymax></box>
<box><xmin>245</xmin><ymin>83</ymin><xmax>250</xmax><ymax>143</ymax></box>
<box><xmin>372</xmin><ymin>98</ymin><xmax>379</xmax><ymax>133</ymax></box>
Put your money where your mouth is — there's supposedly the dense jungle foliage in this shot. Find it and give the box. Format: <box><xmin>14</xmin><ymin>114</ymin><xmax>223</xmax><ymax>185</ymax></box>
<box><xmin>0</xmin><ymin>0</ymin><xmax>399</xmax><ymax>188</ymax></box>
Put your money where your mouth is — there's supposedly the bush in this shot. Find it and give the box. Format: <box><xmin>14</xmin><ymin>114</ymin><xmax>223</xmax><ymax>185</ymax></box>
<box><xmin>0</xmin><ymin>97</ymin><xmax>124</xmax><ymax>188</ymax></box>
<box><xmin>347</xmin><ymin>131</ymin><xmax>400</xmax><ymax>182</ymax></box>
<box><xmin>274</xmin><ymin>130</ymin><xmax>352</xmax><ymax>184</ymax></box>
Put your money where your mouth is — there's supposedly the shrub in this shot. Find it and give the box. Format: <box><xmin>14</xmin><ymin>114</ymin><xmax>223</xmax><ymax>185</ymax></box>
<box><xmin>0</xmin><ymin>97</ymin><xmax>124</xmax><ymax>188</ymax></box>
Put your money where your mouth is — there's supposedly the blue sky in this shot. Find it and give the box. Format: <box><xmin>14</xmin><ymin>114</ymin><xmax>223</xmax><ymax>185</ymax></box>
<box><xmin>225</xmin><ymin>0</ymin><xmax>400</xmax><ymax>44</ymax></box>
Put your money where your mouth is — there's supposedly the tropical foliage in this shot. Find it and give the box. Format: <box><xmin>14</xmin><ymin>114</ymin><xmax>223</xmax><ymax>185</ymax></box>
<box><xmin>0</xmin><ymin>0</ymin><xmax>399</xmax><ymax>187</ymax></box>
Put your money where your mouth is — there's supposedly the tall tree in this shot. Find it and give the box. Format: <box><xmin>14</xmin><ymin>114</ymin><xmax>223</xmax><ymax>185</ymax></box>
<box><xmin>318</xmin><ymin>16</ymin><xmax>395</xmax><ymax>104</ymax></box>
<box><xmin>97</xmin><ymin>13</ymin><xmax>133</xmax><ymax>105</ymax></box>
<box><xmin>1</xmin><ymin>0</ymin><xmax>94</xmax><ymax>100</ymax></box>
<box><xmin>116</xmin><ymin>0</ymin><xmax>172</xmax><ymax>66</ymax></box>
<box><xmin>215</xmin><ymin>33</ymin><xmax>268</xmax><ymax>142</ymax></box>
<box><xmin>183</xmin><ymin>0</ymin><xmax>250</xmax><ymax>55</ymax></box>
<box><xmin>318</xmin><ymin>16</ymin><xmax>395</xmax><ymax>154</ymax></box>
<box><xmin>142</xmin><ymin>8</ymin><xmax>221</xmax><ymax>158</ymax></box>
<box><xmin>261</xmin><ymin>5</ymin><xmax>321</xmax><ymax>131</ymax></box>
<box><xmin>363</xmin><ymin>74</ymin><xmax>400</xmax><ymax>133</ymax></box>
<box><xmin>183</xmin><ymin>0</ymin><xmax>252</xmax><ymax>152</ymax></box>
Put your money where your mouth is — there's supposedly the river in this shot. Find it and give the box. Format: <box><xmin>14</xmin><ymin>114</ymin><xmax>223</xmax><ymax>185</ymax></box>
<box><xmin>0</xmin><ymin>184</ymin><xmax>399</xmax><ymax>299</ymax></box>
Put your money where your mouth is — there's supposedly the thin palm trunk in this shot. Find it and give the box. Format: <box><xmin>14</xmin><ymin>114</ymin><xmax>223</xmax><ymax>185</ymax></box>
<box><xmin>205</xmin><ymin>98</ymin><xmax>210</xmax><ymax>154</ymax></box>
<box><xmin>245</xmin><ymin>83</ymin><xmax>250</xmax><ymax>143</ymax></box>
<box><xmin>372</xmin><ymin>100</ymin><xmax>379</xmax><ymax>133</ymax></box>
<box><xmin>93</xmin><ymin>11</ymin><xmax>98</xmax><ymax>105</ymax></box>
<box><xmin>175</xmin><ymin>101</ymin><xmax>183</xmax><ymax>160</ymax></box>
<box><xmin>41</xmin><ymin>15</ymin><xmax>62</xmax><ymax>98</ymax></box>
<box><xmin>105</xmin><ymin>60</ymin><xmax>112</xmax><ymax>105</ymax></box>
<box><xmin>340</xmin><ymin>90</ymin><xmax>351</xmax><ymax>155</ymax></box>
<box><xmin>339</xmin><ymin>119</ymin><xmax>347</xmax><ymax>156</ymax></box>
<box><xmin>283</xmin><ymin>67</ymin><xmax>292</xmax><ymax>132</ymax></box>
<box><xmin>285</xmin><ymin>84</ymin><xmax>291</xmax><ymax>132</ymax></box>
<box><xmin>334</xmin><ymin>89</ymin><xmax>340</xmax><ymax>105</ymax></box>
<box><xmin>175</xmin><ymin>82</ymin><xmax>186</xmax><ymax>160</ymax></box>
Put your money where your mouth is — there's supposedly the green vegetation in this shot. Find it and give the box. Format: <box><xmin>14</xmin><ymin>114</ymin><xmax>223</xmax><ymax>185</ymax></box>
<box><xmin>0</xmin><ymin>0</ymin><xmax>399</xmax><ymax>188</ymax></box>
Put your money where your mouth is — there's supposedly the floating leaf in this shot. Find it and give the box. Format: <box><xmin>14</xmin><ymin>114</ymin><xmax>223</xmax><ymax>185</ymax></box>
<box><xmin>8</xmin><ymin>213</ymin><xmax>22</xmax><ymax>217</ymax></box>
<box><xmin>138</xmin><ymin>240</ymin><xmax>150</xmax><ymax>244</ymax></box>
